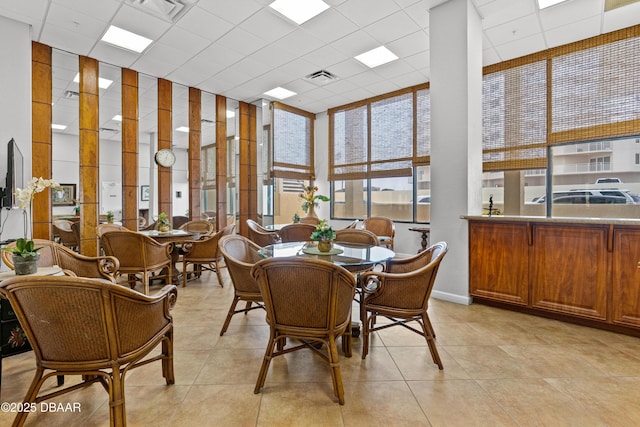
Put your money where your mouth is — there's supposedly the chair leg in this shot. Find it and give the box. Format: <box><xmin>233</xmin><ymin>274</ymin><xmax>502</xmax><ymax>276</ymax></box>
<box><xmin>110</xmin><ymin>369</ymin><xmax>127</xmax><ymax>427</ymax></box>
<box><xmin>342</xmin><ymin>322</ymin><xmax>352</xmax><ymax>357</ymax></box>
<box><xmin>14</xmin><ymin>367</ymin><xmax>46</xmax><ymax>426</ymax></box>
<box><xmin>142</xmin><ymin>272</ymin><xmax>149</xmax><ymax>295</ymax></box>
<box><xmin>162</xmin><ymin>330</ymin><xmax>175</xmax><ymax>384</ymax></box>
<box><xmin>220</xmin><ymin>296</ymin><xmax>241</xmax><ymax>336</ymax></box>
<box><xmin>214</xmin><ymin>260</ymin><xmax>224</xmax><ymax>287</ymax></box>
<box><xmin>255</xmin><ymin>333</ymin><xmax>277</xmax><ymax>394</ymax></box>
<box><xmin>360</xmin><ymin>301</ymin><xmax>371</xmax><ymax>359</ymax></box>
<box><xmin>327</xmin><ymin>335</ymin><xmax>345</xmax><ymax>405</ymax></box>
<box><xmin>182</xmin><ymin>261</ymin><xmax>189</xmax><ymax>287</ymax></box>
<box><xmin>421</xmin><ymin>312</ymin><xmax>443</xmax><ymax>370</ymax></box>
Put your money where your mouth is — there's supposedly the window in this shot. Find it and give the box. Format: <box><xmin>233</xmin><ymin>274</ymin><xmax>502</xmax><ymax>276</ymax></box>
<box><xmin>271</xmin><ymin>102</ymin><xmax>314</xmax><ymax>180</ymax></box>
<box><xmin>329</xmin><ymin>84</ymin><xmax>430</xmax><ymax>222</ymax></box>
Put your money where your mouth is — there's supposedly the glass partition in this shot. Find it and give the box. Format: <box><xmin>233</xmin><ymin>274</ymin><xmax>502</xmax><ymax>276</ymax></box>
<box><xmin>226</xmin><ymin>99</ymin><xmax>239</xmax><ymax>226</ymax></box>
<box><xmin>201</xmin><ymin>91</ymin><xmax>216</xmax><ymax>222</ymax></box>
<box><xmin>138</xmin><ymin>73</ymin><xmax>158</xmax><ymax>225</ymax></box>
<box><xmin>172</xmin><ymin>82</ymin><xmax>189</xmax><ymax>219</ymax></box>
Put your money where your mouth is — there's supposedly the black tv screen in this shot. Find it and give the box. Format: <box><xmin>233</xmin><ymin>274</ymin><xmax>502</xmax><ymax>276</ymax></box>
<box><xmin>3</xmin><ymin>138</ymin><xmax>24</xmax><ymax>209</ymax></box>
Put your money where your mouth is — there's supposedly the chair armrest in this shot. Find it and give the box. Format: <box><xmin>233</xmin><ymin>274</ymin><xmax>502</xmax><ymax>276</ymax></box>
<box><xmin>55</xmin><ymin>247</ymin><xmax>120</xmax><ymax>283</ymax></box>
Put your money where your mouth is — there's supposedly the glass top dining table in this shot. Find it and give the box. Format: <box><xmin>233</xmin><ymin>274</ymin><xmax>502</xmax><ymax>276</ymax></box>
<box><xmin>257</xmin><ymin>241</ymin><xmax>395</xmax><ymax>268</ymax></box>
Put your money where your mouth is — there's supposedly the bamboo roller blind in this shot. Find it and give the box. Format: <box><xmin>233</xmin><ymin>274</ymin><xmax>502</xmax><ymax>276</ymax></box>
<box><xmin>271</xmin><ymin>102</ymin><xmax>315</xmax><ymax>180</ymax></box>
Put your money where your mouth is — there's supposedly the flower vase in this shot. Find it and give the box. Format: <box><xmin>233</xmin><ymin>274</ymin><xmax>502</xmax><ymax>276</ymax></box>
<box><xmin>158</xmin><ymin>224</ymin><xmax>171</xmax><ymax>232</ymax></box>
<box><xmin>305</xmin><ymin>203</ymin><xmax>318</xmax><ymax>220</ymax></box>
<box><xmin>13</xmin><ymin>254</ymin><xmax>40</xmax><ymax>276</ymax></box>
<box><xmin>317</xmin><ymin>240</ymin><xmax>332</xmax><ymax>253</ymax></box>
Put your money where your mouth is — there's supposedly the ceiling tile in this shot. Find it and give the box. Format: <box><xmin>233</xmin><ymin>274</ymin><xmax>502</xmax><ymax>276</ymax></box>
<box><xmin>176</xmin><ymin>6</ymin><xmax>234</xmax><ymax>42</ymax></box>
<box><xmin>197</xmin><ymin>0</ymin><xmax>263</xmax><ymax>25</ymax></box>
<box><xmin>539</xmin><ymin>0</ymin><xmax>602</xmax><ymax>30</ymax></box>
<box><xmin>239</xmin><ymin>7</ymin><xmax>296</xmax><ymax>43</ymax></box>
<box><xmin>157</xmin><ymin>26</ymin><xmax>211</xmax><ymax>56</ymax></box>
<box><xmin>302</xmin><ymin>8</ymin><xmax>359</xmax><ymax>44</ymax></box>
<box><xmin>364</xmin><ymin>10</ymin><xmax>421</xmax><ymax>45</ymax></box>
<box><xmin>494</xmin><ymin>32</ymin><xmax>547</xmax><ymax>61</ymax></box>
<box><xmin>387</xmin><ymin>30</ymin><xmax>429</xmax><ymax>58</ymax></box>
<box><xmin>603</xmin><ymin>2</ymin><xmax>640</xmax><ymax>33</ymax></box>
<box><xmin>300</xmin><ymin>44</ymin><xmax>350</xmax><ymax>70</ymax></box>
<box><xmin>216</xmin><ymin>27</ymin><xmax>269</xmax><ymax>56</ymax></box>
<box><xmin>40</xmin><ymin>23</ymin><xmax>95</xmax><ymax>55</ymax></box>
<box><xmin>544</xmin><ymin>15</ymin><xmax>601</xmax><ymax>48</ymax></box>
<box><xmin>478</xmin><ymin>0</ymin><xmax>535</xmax><ymax>29</ymax></box>
<box><xmin>336</xmin><ymin>0</ymin><xmax>402</xmax><ymax>27</ymax></box>
<box><xmin>247</xmin><ymin>44</ymin><xmax>299</xmax><ymax>68</ymax></box>
<box><xmin>273</xmin><ymin>28</ymin><xmax>326</xmax><ymax>58</ymax></box>
<box><xmin>485</xmin><ymin>13</ymin><xmax>542</xmax><ymax>46</ymax></box>
<box><xmin>330</xmin><ymin>29</ymin><xmax>380</xmax><ymax>56</ymax></box>
<box><xmin>110</xmin><ymin>4</ymin><xmax>172</xmax><ymax>40</ymax></box>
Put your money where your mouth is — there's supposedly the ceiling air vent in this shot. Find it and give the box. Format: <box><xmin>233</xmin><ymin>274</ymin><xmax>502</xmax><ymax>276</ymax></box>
<box><xmin>64</xmin><ymin>90</ymin><xmax>79</xmax><ymax>98</ymax></box>
<box><xmin>605</xmin><ymin>0</ymin><xmax>640</xmax><ymax>11</ymax></box>
<box><xmin>124</xmin><ymin>0</ymin><xmax>193</xmax><ymax>23</ymax></box>
<box><xmin>100</xmin><ymin>127</ymin><xmax>119</xmax><ymax>133</ymax></box>
<box><xmin>304</xmin><ymin>70</ymin><xmax>337</xmax><ymax>85</ymax></box>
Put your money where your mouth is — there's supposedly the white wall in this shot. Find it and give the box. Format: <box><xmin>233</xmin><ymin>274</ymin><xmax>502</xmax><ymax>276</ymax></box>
<box><xmin>0</xmin><ymin>16</ymin><xmax>32</xmax><ymax>246</ymax></box>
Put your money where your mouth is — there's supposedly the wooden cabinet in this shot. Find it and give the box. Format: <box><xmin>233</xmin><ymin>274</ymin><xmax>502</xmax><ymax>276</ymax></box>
<box><xmin>468</xmin><ymin>218</ymin><xmax>640</xmax><ymax>335</ymax></box>
<box><xmin>612</xmin><ymin>228</ymin><xmax>640</xmax><ymax>327</ymax></box>
<box><xmin>469</xmin><ymin>221</ymin><xmax>529</xmax><ymax>305</ymax></box>
<box><xmin>531</xmin><ymin>224</ymin><xmax>608</xmax><ymax>320</ymax></box>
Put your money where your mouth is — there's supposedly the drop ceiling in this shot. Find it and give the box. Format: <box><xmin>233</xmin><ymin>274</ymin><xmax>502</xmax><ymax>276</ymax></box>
<box><xmin>1</xmin><ymin>0</ymin><xmax>639</xmax><ymax>147</ymax></box>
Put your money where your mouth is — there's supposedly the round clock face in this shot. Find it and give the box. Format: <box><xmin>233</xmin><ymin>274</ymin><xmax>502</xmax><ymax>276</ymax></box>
<box><xmin>155</xmin><ymin>149</ymin><xmax>176</xmax><ymax>167</ymax></box>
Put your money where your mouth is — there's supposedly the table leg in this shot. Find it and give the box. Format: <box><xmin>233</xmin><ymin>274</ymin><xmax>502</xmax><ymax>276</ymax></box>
<box><xmin>418</xmin><ymin>231</ymin><xmax>429</xmax><ymax>253</ymax></box>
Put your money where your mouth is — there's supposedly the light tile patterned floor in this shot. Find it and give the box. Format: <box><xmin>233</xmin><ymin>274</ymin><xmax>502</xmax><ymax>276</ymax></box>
<box><xmin>2</xmin><ymin>267</ymin><xmax>640</xmax><ymax>426</ymax></box>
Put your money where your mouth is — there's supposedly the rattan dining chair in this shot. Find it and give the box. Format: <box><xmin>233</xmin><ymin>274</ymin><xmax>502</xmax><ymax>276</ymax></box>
<box><xmin>251</xmin><ymin>257</ymin><xmax>357</xmax><ymax>405</ymax></box>
<box><xmin>180</xmin><ymin>224</ymin><xmax>235</xmax><ymax>287</ymax></box>
<box><xmin>362</xmin><ymin>216</ymin><xmax>395</xmax><ymax>249</ymax></box>
<box><xmin>178</xmin><ymin>219</ymin><xmax>216</xmax><ymax>236</ymax></box>
<box><xmin>218</xmin><ymin>234</ymin><xmax>265</xmax><ymax>335</ymax></box>
<box><xmin>0</xmin><ymin>275</ymin><xmax>177</xmax><ymax>427</ymax></box>
<box><xmin>359</xmin><ymin>241</ymin><xmax>448</xmax><ymax>368</ymax></box>
<box><xmin>246</xmin><ymin>219</ymin><xmax>280</xmax><ymax>247</ymax></box>
<box><xmin>334</xmin><ymin>229</ymin><xmax>380</xmax><ymax>246</ymax></box>
<box><xmin>100</xmin><ymin>230</ymin><xmax>173</xmax><ymax>295</ymax></box>
<box><xmin>53</xmin><ymin>219</ymin><xmax>80</xmax><ymax>251</ymax></box>
<box><xmin>278</xmin><ymin>222</ymin><xmax>316</xmax><ymax>243</ymax></box>
<box><xmin>1</xmin><ymin>239</ymin><xmax>120</xmax><ymax>282</ymax></box>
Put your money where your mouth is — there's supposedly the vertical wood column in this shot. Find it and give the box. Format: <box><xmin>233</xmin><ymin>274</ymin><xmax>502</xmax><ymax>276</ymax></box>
<box><xmin>31</xmin><ymin>42</ymin><xmax>53</xmax><ymax>240</ymax></box>
<box><xmin>157</xmin><ymin>78</ymin><xmax>172</xmax><ymax>217</ymax></box>
<box><xmin>238</xmin><ymin>102</ymin><xmax>257</xmax><ymax>237</ymax></box>
<box><xmin>121</xmin><ymin>68</ymin><xmax>139</xmax><ymax>230</ymax></box>
<box><xmin>215</xmin><ymin>95</ymin><xmax>227</xmax><ymax>230</ymax></box>
<box><xmin>78</xmin><ymin>56</ymin><xmax>99</xmax><ymax>256</ymax></box>
<box><xmin>188</xmin><ymin>87</ymin><xmax>202</xmax><ymax>220</ymax></box>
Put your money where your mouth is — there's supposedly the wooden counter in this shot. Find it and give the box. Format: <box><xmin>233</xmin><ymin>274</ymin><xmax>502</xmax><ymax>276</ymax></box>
<box><xmin>465</xmin><ymin>216</ymin><xmax>640</xmax><ymax>336</ymax></box>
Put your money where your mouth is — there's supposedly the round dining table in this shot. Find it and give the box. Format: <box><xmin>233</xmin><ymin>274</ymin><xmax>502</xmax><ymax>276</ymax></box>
<box><xmin>257</xmin><ymin>241</ymin><xmax>395</xmax><ymax>270</ymax></box>
<box><xmin>139</xmin><ymin>229</ymin><xmax>196</xmax><ymax>284</ymax></box>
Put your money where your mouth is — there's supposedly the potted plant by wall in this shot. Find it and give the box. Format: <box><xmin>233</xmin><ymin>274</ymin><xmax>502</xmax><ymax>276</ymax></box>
<box><xmin>299</xmin><ymin>185</ymin><xmax>330</xmax><ymax>220</ymax></box>
<box><xmin>105</xmin><ymin>211</ymin><xmax>115</xmax><ymax>224</ymax></box>
<box><xmin>157</xmin><ymin>212</ymin><xmax>171</xmax><ymax>232</ymax></box>
<box><xmin>2</xmin><ymin>238</ymin><xmax>43</xmax><ymax>275</ymax></box>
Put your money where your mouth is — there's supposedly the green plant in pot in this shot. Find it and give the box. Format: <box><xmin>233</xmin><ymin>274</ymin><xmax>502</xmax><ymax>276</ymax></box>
<box><xmin>157</xmin><ymin>212</ymin><xmax>171</xmax><ymax>232</ymax></box>
<box><xmin>2</xmin><ymin>238</ymin><xmax>43</xmax><ymax>275</ymax></box>
<box><xmin>310</xmin><ymin>219</ymin><xmax>336</xmax><ymax>252</ymax></box>
<box><xmin>106</xmin><ymin>210</ymin><xmax>115</xmax><ymax>223</ymax></box>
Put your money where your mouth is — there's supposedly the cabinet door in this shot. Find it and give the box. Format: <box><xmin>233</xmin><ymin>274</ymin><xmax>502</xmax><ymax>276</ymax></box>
<box><xmin>531</xmin><ymin>224</ymin><xmax>608</xmax><ymax>320</ymax></box>
<box><xmin>612</xmin><ymin>229</ymin><xmax>640</xmax><ymax>327</ymax></box>
<box><xmin>469</xmin><ymin>221</ymin><xmax>529</xmax><ymax>305</ymax></box>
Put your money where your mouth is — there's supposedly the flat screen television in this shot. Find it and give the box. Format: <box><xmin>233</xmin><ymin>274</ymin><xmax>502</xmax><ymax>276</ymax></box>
<box><xmin>2</xmin><ymin>138</ymin><xmax>24</xmax><ymax>209</ymax></box>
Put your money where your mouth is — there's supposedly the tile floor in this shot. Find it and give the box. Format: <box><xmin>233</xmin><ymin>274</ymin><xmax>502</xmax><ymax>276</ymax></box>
<box><xmin>2</xmin><ymin>267</ymin><xmax>640</xmax><ymax>426</ymax></box>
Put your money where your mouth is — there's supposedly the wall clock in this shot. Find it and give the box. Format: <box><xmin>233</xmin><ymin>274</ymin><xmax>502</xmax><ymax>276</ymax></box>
<box><xmin>154</xmin><ymin>148</ymin><xmax>176</xmax><ymax>167</ymax></box>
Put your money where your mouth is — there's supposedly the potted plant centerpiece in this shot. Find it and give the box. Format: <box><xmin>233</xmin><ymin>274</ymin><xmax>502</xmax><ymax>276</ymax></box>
<box><xmin>105</xmin><ymin>211</ymin><xmax>115</xmax><ymax>224</ymax></box>
<box><xmin>310</xmin><ymin>219</ymin><xmax>336</xmax><ymax>252</ymax></box>
<box><xmin>2</xmin><ymin>238</ymin><xmax>44</xmax><ymax>275</ymax></box>
<box><xmin>157</xmin><ymin>212</ymin><xmax>171</xmax><ymax>232</ymax></box>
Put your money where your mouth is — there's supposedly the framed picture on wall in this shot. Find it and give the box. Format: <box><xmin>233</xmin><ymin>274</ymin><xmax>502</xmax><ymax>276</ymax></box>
<box><xmin>52</xmin><ymin>183</ymin><xmax>76</xmax><ymax>206</ymax></box>
<box><xmin>141</xmin><ymin>185</ymin><xmax>150</xmax><ymax>201</ymax></box>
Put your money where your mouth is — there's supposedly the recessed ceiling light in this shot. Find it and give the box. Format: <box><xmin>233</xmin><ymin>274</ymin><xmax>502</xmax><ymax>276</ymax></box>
<box><xmin>269</xmin><ymin>0</ymin><xmax>329</xmax><ymax>25</ymax></box>
<box><xmin>537</xmin><ymin>0</ymin><xmax>570</xmax><ymax>9</ymax></box>
<box><xmin>73</xmin><ymin>73</ymin><xmax>113</xmax><ymax>89</ymax></box>
<box><xmin>176</xmin><ymin>126</ymin><xmax>189</xmax><ymax>133</ymax></box>
<box><xmin>52</xmin><ymin>124</ymin><xmax>67</xmax><ymax>130</ymax></box>
<box><xmin>355</xmin><ymin>46</ymin><xmax>399</xmax><ymax>68</ymax></box>
<box><xmin>263</xmin><ymin>87</ymin><xmax>297</xmax><ymax>100</ymax></box>
<box><xmin>112</xmin><ymin>115</ymin><xmax>122</xmax><ymax>122</ymax></box>
<box><xmin>101</xmin><ymin>25</ymin><xmax>153</xmax><ymax>53</ymax></box>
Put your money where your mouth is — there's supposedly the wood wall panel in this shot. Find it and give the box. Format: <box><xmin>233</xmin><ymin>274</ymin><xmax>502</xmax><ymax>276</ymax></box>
<box><xmin>612</xmin><ymin>228</ymin><xmax>640</xmax><ymax>327</ymax></box>
<box><xmin>531</xmin><ymin>224</ymin><xmax>609</xmax><ymax>320</ymax></box>
<box><xmin>78</xmin><ymin>56</ymin><xmax>99</xmax><ymax>256</ymax></box>
<box><xmin>157</xmin><ymin>78</ymin><xmax>172</xmax><ymax>216</ymax></box>
<box><xmin>237</xmin><ymin>102</ymin><xmax>257</xmax><ymax>237</ymax></box>
<box><xmin>215</xmin><ymin>95</ymin><xmax>227</xmax><ymax>231</ymax></box>
<box><xmin>121</xmin><ymin>68</ymin><xmax>139</xmax><ymax>230</ymax></box>
<box><xmin>469</xmin><ymin>221</ymin><xmax>529</xmax><ymax>305</ymax></box>
<box><xmin>188</xmin><ymin>87</ymin><xmax>201</xmax><ymax>220</ymax></box>
<box><xmin>31</xmin><ymin>42</ymin><xmax>53</xmax><ymax>240</ymax></box>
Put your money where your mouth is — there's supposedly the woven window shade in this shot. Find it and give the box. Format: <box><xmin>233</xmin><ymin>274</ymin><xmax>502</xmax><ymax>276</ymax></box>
<box><xmin>370</xmin><ymin>92</ymin><xmax>413</xmax><ymax>178</ymax></box>
<box><xmin>550</xmin><ymin>34</ymin><xmax>640</xmax><ymax>144</ymax></box>
<box><xmin>482</xmin><ymin>60</ymin><xmax>547</xmax><ymax>171</ymax></box>
<box><xmin>329</xmin><ymin>105</ymin><xmax>368</xmax><ymax>180</ymax></box>
<box><xmin>272</xmin><ymin>102</ymin><xmax>315</xmax><ymax>180</ymax></box>
<box><xmin>415</xmin><ymin>88</ymin><xmax>430</xmax><ymax>166</ymax></box>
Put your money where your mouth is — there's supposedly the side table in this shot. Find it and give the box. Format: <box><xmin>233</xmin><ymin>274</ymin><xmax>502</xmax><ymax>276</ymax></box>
<box><xmin>409</xmin><ymin>226</ymin><xmax>431</xmax><ymax>253</ymax></box>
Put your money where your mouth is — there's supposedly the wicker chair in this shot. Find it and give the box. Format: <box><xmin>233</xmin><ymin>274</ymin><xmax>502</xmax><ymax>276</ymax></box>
<box><xmin>278</xmin><ymin>223</ymin><xmax>316</xmax><ymax>243</ymax></box>
<box><xmin>218</xmin><ymin>234</ymin><xmax>265</xmax><ymax>336</ymax></box>
<box><xmin>180</xmin><ymin>224</ymin><xmax>235</xmax><ymax>287</ymax></box>
<box><xmin>299</xmin><ymin>216</ymin><xmax>320</xmax><ymax>225</ymax></box>
<box><xmin>97</xmin><ymin>223</ymin><xmax>128</xmax><ymax>237</ymax></box>
<box><xmin>246</xmin><ymin>219</ymin><xmax>279</xmax><ymax>247</ymax></box>
<box><xmin>53</xmin><ymin>219</ymin><xmax>80</xmax><ymax>251</ymax></box>
<box><xmin>178</xmin><ymin>219</ymin><xmax>215</xmax><ymax>237</ymax></box>
<box><xmin>1</xmin><ymin>239</ymin><xmax>119</xmax><ymax>282</ymax></box>
<box><xmin>251</xmin><ymin>257</ymin><xmax>357</xmax><ymax>405</ymax></box>
<box><xmin>362</xmin><ymin>216</ymin><xmax>395</xmax><ymax>249</ymax></box>
<box><xmin>100</xmin><ymin>230</ymin><xmax>173</xmax><ymax>295</ymax></box>
<box><xmin>334</xmin><ymin>229</ymin><xmax>380</xmax><ymax>246</ymax></box>
<box><xmin>171</xmin><ymin>215</ymin><xmax>189</xmax><ymax>229</ymax></box>
<box><xmin>359</xmin><ymin>241</ymin><xmax>448</xmax><ymax>367</ymax></box>
<box><xmin>0</xmin><ymin>275</ymin><xmax>177</xmax><ymax>427</ymax></box>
